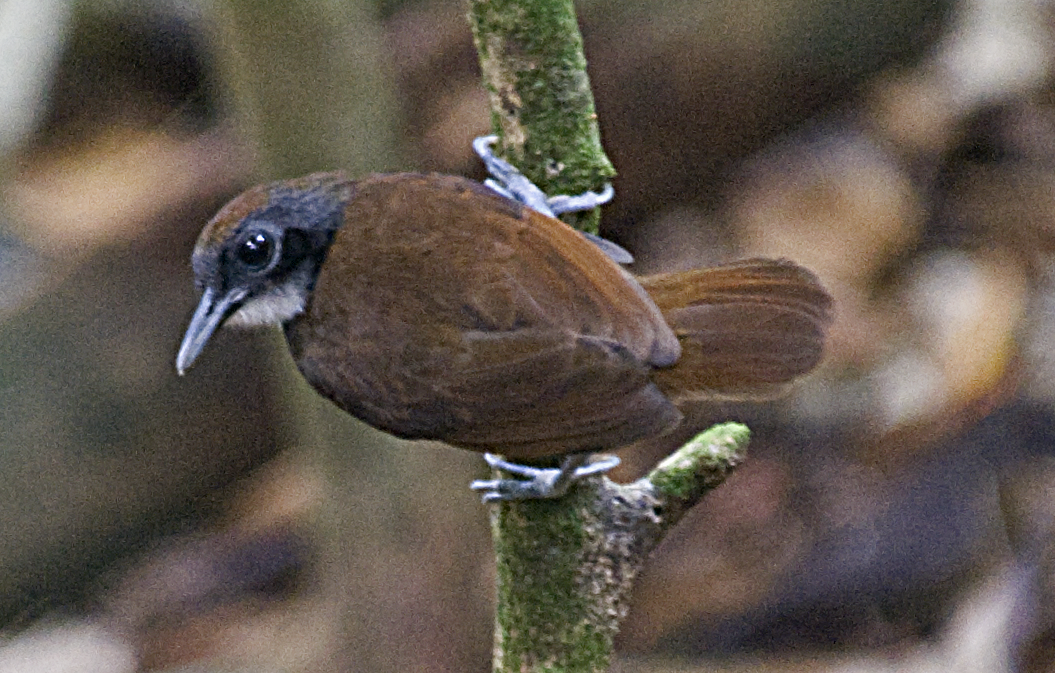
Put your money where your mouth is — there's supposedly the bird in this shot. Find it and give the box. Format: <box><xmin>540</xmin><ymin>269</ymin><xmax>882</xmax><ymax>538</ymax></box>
<box><xmin>177</xmin><ymin>142</ymin><xmax>832</xmax><ymax>500</ymax></box>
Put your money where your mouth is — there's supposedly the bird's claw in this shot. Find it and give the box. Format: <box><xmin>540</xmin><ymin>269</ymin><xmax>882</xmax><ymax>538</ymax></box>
<box><xmin>546</xmin><ymin>184</ymin><xmax>615</xmax><ymax>215</ymax></box>
<box><xmin>470</xmin><ymin>452</ymin><xmax>621</xmax><ymax>502</ymax></box>
<box><xmin>473</xmin><ymin>135</ymin><xmax>614</xmax><ymax>217</ymax></box>
<box><xmin>473</xmin><ymin>136</ymin><xmax>630</xmax><ymax>263</ymax></box>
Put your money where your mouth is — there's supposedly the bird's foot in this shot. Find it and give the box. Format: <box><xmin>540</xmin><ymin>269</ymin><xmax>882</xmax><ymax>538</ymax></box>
<box><xmin>470</xmin><ymin>452</ymin><xmax>620</xmax><ymax>503</ymax></box>
<box><xmin>472</xmin><ymin>135</ymin><xmax>631</xmax><ymax>264</ymax></box>
<box><xmin>472</xmin><ymin>136</ymin><xmax>615</xmax><ymax>218</ymax></box>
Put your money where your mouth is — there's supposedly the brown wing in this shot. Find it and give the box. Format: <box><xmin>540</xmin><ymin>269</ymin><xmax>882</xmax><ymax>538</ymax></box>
<box><xmin>641</xmin><ymin>259</ymin><xmax>833</xmax><ymax>401</ymax></box>
<box><xmin>287</xmin><ymin>173</ymin><xmax>681</xmax><ymax>458</ymax></box>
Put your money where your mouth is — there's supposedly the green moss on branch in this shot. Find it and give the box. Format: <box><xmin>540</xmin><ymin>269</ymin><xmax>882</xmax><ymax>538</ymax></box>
<box><xmin>466</xmin><ymin>2</ymin><xmax>751</xmax><ymax>671</ymax></box>
<box><xmin>467</xmin><ymin>0</ymin><xmax>615</xmax><ymax>233</ymax></box>
<box><xmin>487</xmin><ymin>424</ymin><xmax>750</xmax><ymax>672</ymax></box>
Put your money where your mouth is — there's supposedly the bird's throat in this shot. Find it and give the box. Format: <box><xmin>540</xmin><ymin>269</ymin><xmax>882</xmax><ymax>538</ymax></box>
<box><xmin>225</xmin><ymin>286</ymin><xmax>308</xmax><ymax>327</ymax></box>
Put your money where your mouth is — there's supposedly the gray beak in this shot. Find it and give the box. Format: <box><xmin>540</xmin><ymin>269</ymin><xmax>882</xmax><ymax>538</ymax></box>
<box><xmin>176</xmin><ymin>287</ymin><xmax>247</xmax><ymax>375</ymax></box>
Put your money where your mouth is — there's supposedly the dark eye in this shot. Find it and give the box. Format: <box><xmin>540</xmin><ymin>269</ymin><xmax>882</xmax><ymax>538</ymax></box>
<box><xmin>236</xmin><ymin>230</ymin><xmax>277</xmax><ymax>270</ymax></box>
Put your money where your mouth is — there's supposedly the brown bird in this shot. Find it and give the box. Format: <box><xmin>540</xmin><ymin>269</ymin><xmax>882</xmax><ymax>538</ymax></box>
<box><xmin>177</xmin><ymin>167</ymin><xmax>831</xmax><ymax>500</ymax></box>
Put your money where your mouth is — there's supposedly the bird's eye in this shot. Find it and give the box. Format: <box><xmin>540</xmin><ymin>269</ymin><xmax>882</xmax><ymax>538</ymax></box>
<box><xmin>236</xmin><ymin>230</ymin><xmax>277</xmax><ymax>271</ymax></box>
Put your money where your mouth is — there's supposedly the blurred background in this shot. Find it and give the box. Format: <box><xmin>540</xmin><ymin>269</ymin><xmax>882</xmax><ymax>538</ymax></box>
<box><xmin>2</xmin><ymin>0</ymin><xmax>1055</xmax><ymax>671</ymax></box>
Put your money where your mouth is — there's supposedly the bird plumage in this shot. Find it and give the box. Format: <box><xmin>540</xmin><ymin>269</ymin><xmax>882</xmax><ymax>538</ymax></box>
<box><xmin>178</xmin><ymin>172</ymin><xmax>832</xmax><ymax>459</ymax></box>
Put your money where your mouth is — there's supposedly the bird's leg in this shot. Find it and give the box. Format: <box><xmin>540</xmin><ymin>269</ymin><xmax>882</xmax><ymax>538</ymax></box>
<box><xmin>470</xmin><ymin>453</ymin><xmax>621</xmax><ymax>502</ymax></box>
<box><xmin>469</xmin><ymin>135</ymin><xmax>625</xmax><ymax>501</ymax></box>
<box><xmin>473</xmin><ymin>135</ymin><xmax>632</xmax><ymax>264</ymax></box>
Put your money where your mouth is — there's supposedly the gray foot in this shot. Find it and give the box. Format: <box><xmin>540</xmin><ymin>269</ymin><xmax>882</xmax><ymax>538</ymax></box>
<box><xmin>470</xmin><ymin>452</ymin><xmax>621</xmax><ymax>503</ymax></box>
<box><xmin>472</xmin><ymin>135</ymin><xmax>631</xmax><ymax>264</ymax></box>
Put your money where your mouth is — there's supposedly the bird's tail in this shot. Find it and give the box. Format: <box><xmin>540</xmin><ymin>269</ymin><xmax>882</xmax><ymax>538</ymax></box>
<box><xmin>640</xmin><ymin>259</ymin><xmax>833</xmax><ymax>402</ymax></box>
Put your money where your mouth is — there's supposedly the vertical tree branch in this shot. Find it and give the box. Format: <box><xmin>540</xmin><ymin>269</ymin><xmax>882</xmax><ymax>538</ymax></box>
<box><xmin>467</xmin><ymin>4</ymin><xmax>750</xmax><ymax>671</ymax></box>
<box><xmin>467</xmin><ymin>0</ymin><xmax>615</xmax><ymax>233</ymax></box>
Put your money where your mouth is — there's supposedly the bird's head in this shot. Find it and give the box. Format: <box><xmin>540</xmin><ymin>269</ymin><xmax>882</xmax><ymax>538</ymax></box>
<box><xmin>176</xmin><ymin>172</ymin><xmax>353</xmax><ymax>374</ymax></box>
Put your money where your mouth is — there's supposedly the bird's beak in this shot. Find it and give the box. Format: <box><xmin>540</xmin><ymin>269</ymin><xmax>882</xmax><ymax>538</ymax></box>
<box><xmin>176</xmin><ymin>286</ymin><xmax>247</xmax><ymax>375</ymax></box>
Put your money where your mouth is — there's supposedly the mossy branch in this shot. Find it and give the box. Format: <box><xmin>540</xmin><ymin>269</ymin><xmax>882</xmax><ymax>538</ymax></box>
<box><xmin>467</xmin><ymin>2</ymin><xmax>750</xmax><ymax>671</ymax></box>
<box><xmin>467</xmin><ymin>0</ymin><xmax>615</xmax><ymax>234</ymax></box>
<box><xmin>488</xmin><ymin>424</ymin><xmax>750</xmax><ymax>673</ymax></box>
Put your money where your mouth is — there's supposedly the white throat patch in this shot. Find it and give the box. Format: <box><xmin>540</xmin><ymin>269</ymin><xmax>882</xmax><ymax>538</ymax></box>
<box><xmin>226</xmin><ymin>287</ymin><xmax>307</xmax><ymax>327</ymax></box>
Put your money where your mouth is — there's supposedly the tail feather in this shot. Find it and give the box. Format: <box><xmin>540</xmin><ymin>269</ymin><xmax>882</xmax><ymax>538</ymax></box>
<box><xmin>640</xmin><ymin>259</ymin><xmax>833</xmax><ymax>401</ymax></box>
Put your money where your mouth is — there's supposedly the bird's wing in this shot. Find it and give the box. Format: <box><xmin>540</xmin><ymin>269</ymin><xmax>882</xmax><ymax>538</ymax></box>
<box><xmin>293</xmin><ymin>174</ymin><xmax>681</xmax><ymax>457</ymax></box>
<box><xmin>426</xmin><ymin>312</ymin><xmax>682</xmax><ymax>460</ymax></box>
